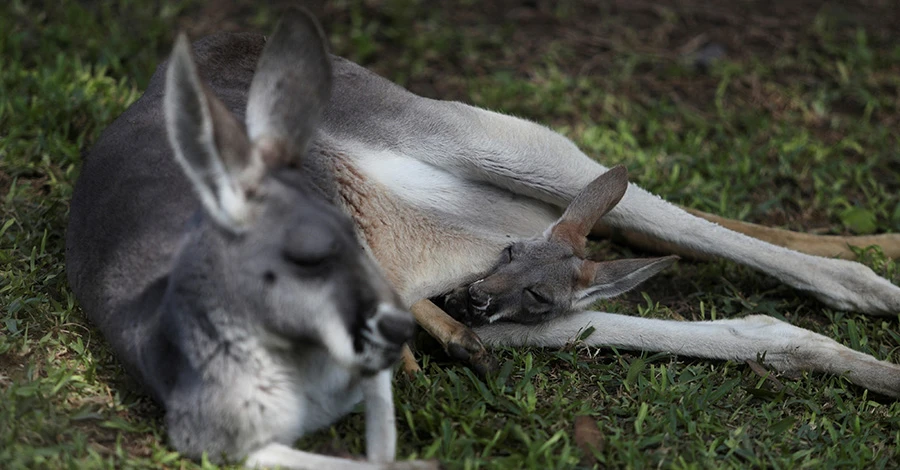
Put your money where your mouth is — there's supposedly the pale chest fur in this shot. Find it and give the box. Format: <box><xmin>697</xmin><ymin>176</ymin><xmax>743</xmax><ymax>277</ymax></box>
<box><xmin>320</xmin><ymin>144</ymin><xmax>559</xmax><ymax>304</ymax></box>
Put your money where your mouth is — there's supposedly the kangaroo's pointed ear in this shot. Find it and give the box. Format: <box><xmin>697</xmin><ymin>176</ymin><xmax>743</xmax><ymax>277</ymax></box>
<box><xmin>246</xmin><ymin>8</ymin><xmax>332</xmax><ymax>167</ymax></box>
<box><xmin>547</xmin><ymin>165</ymin><xmax>629</xmax><ymax>256</ymax></box>
<box><xmin>164</xmin><ymin>34</ymin><xmax>253</xmax><ymax>230</ymax></box>
<box><xmin>573</xmin><ymin>255</ymin><xmax>679</xmax><ymax>309</ymax></box>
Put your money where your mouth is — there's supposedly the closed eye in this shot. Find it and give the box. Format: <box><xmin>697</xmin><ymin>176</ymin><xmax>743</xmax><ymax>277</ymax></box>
<box><xmin>524</xmin><ymin>288</ymin><xmax>549</xmax><ymax>304</ymax></box>
<box><xmin>283</xmin><ymin>224</ymin><xmax>339</xmax><ymax>268</ymax></box>
<box><xmin>282</xmin><ymin>238</ymin><xmax>336</xmax><ymax>268</ymax></box>
<box><xmin>283</xmin><ymin>247</ymin><xmax>331</xmax><ymax>267</ymax></box>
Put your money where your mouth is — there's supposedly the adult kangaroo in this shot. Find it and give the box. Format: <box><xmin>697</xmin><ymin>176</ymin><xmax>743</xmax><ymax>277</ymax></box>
<box><xmin>66</xmin><ymin>10</ymin><xmax>432</xmax><ymax>470</ymax></box>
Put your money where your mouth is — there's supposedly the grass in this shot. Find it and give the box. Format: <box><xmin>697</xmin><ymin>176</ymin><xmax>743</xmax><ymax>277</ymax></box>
<box><xmin>2</xmin><ymin>0</ymin><xmax>899</xmax><ymax>468</ymax></box>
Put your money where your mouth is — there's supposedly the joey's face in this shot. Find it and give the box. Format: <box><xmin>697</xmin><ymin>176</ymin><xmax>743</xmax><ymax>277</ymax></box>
<box><xmin>227</xmin><ymin>172</ymin><xmax>414</xmax><ymax>375</ymax></box>
<box><xmin>444</xmin><ymin>239</ymin><xmax>583</xmax><ymax>326</ymax></box>
<box><xmin>440</xmin><ymin>166</ymin><xmax>678</xmax><ymax>327</ymax></box>
<box><xmin>443</xmin><ymin>236</ymin><xmax>678</xmax><ymax>327</ymax></box>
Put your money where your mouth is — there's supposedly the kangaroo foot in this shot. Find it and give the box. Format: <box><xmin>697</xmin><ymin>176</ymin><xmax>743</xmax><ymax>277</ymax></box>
<box><xmin>411</xmin><ymin>299</ymin><xmax>497</xmax><ymax>375</ymax></box>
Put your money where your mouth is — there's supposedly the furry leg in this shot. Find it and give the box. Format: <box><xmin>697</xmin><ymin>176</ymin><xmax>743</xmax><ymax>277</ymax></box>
<box><xmin>476</xmin><ymin>311</ymin><xmax>900</xmax><ymax>398</ymax></box>
<box><xmin>363</xmin><ymin>370</ymin><xmax>396</xmax><ymax>463</ymax></box>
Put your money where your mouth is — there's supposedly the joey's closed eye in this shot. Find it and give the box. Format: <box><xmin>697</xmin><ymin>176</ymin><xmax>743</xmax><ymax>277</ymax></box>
<box><xmin>524</xmin><ymin>288</ymin><xmax>550</xmax><ymax>305</ymax></box>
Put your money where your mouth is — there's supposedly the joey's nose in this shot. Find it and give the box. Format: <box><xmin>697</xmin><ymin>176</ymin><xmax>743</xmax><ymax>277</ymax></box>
<box><xmin>468</xmin><ymin>283</ymin><xmax>490</xmax><ymax>309</ymax></box>
<box><xmin>377</xmin><ymin>312</ymin><xmax>416</xmax><ymax>345</ymax></box>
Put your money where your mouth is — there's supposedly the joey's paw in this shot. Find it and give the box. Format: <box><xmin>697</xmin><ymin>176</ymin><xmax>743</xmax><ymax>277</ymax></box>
<box><xmin>469</xmin><ymin>349</ymin><xmax>499</xmax><ymax>377</ymax></box>
<box><xmin>443</xmin><ymin>287</ymin><xmax>488</xmax><ymax>327</ymax></box>
<box><xmin>445</xmin><ymin>328</ymin><xmax>497</xmax><ymax>376</ymax></box>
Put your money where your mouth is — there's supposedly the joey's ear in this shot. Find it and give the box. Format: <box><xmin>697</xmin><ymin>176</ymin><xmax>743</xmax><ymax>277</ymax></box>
<box><xmin>547</xmin><ymin>165</ymin><xmax>628</xmax><ymax>256</ymax></box>
<box><xmin>246</xmin><ymin>8</ymin><xmax>332</xmax><ymax>167</ymax></box>
<box><xmin>573</xmin><ymin>255</ymin><xmax>678</xmax><ymax>310</ymax></box>
<box><xmin>164</xmin><ymin>34</ymin><xmax>254</xmax><ymax>230</ymax></box>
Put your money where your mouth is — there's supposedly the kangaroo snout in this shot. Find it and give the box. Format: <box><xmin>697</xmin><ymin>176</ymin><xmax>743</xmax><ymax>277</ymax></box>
<box><xmin>354</xmin><ymin>303</ymin><xmax>414</xmax><ymax>374</ymax></box>
<box><xmin>468</xmin><ymin>280</ymin><xmax>492</xmax><ymax>311</ymax></box>
<box><xmin>361</xmin><ymin>302</ymin><xmax>414</xmax><ymax>349</ymax></box>
<box><xmin>376</xmin><ymin>307</ymin><xmax>416</xmax><ymax>345</ymax></box>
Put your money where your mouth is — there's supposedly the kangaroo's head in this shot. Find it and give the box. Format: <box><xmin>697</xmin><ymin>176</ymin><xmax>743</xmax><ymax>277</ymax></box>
<box><xmin>163</xmin><ymin>10</ymin><xmax>413</xmax><ymax>375</ymax></box>
<box><xmin>445</xmin><ymin>166</ymin><xmax>678</xmax><ymax>326</ymax></box>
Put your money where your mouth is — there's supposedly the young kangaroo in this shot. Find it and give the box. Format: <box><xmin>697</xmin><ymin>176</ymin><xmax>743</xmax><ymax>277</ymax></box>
<box><xmin>444</xmin><ymin>166</ymin><xmax>678</xmax><ymax>327</ymax></box>
<box><xmin>66</xmin><ymin>10</ymin><xmax>432</xmax><ymax>470</ymax></box>
<box><xmin>443</xmin><ymin>167</ymin><xmax>900</xmax><ymax>398</ymax></box>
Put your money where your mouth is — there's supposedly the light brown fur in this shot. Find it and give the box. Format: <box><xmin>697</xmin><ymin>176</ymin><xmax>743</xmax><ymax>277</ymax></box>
<box><xmin>593</xmin><ymin>208</ymin><xmax>900</xmax><ymax>261</ymax></box>
<box><xmin>327</xmin><ymin>151</ymin><xmax>495</xmax><ymax>302</ymax></box>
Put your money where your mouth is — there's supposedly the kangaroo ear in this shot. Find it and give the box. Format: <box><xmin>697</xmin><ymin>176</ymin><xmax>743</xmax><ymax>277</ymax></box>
<box><xmin>246</xmin><ymin>8</ymin><xmax>332</xmax><ymax>167</ymax></box>
<box><xmin>547</xmin><ymin>165</ymin><xmax>628</xmax><ymax>256</ymax></box>
<box><xmin>164</xmin><ymin>34</ymin><xmax>254</xmax><ymax>230</ymax></box>
<box><xmin>573</xmin><ymin>255</ymin><xmax>678</xmax><ymax>309</ymax></box>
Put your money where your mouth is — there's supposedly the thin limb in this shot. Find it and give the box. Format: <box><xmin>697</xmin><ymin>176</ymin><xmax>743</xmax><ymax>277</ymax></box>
<box><xmin>363</xmin><ymin>370</ymin><xmax>396</xmax><ymax>463</ymax></box>
<box><xmin>410</xmin><ymin>299</ymin><xmax>496</xmax><ymax>375</ymax></box>
<box><xmin>476</xmin><ymin>311</ymin><xmax>900</xmax><ymax>398</ymax></box>
<box><xmin>245</xmin><ymin>443</ymin><xmax>437</xmax><ymax>470</ymax></box>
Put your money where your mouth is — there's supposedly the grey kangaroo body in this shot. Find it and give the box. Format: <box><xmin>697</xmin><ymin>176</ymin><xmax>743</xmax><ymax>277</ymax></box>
<box><xmin>67</xmin><ymin>11</ymin><xmax>900</xmax><ymax>467</ymax></box>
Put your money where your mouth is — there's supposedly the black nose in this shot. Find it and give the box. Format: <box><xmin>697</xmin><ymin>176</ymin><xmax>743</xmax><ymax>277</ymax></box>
<box><xmin>378</xmin><ymin>315</ymin><xmax>416</xmax><ymax>345</ymax></box>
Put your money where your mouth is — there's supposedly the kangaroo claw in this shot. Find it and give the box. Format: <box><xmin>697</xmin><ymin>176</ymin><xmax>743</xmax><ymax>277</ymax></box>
<box><xmin>411</xmin><ymin>299</ymin><xmax>497</xmax><ymax>375</ymax></box>
<box><xmin>445</xmin><ymin>328</ymin><xmax>497</xmax><ymax>376</ymax></box>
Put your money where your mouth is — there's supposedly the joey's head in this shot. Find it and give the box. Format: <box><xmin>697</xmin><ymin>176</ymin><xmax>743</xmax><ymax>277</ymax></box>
<box><xmin>164</xmin><ymin>9</ymin><xmax>413</xmax><ymax>375</ymax></box>
<box><xmin>445</xmin><ymin>166</ymin><xmax>678</xmax><ymax>326</ymax></box>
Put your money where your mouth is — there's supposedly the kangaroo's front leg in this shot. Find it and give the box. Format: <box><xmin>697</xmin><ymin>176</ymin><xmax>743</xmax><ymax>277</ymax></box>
<box><xmin>411</xmin><ymin>299</ymin><xmax>497</xmax><ymax>375</ymax></box>
<box><xmin>363</xmin><ymin>370</ymin><xmax>396</xmax><ymax>463</ymax></box>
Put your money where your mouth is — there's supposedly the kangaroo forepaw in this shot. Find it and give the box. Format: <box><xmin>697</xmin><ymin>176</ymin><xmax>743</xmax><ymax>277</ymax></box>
<box><xmin>411</xmin><ymin>299</ymin><xmax>498</xmax><ymax>375</ymax></box>
<box><xmin>445</xmin><ymin>329</ymin><xmax>497</xmax><ymax>376</ymax></box>
<box><xmin>469</xmin><ymin>350</ymin><xmax>499</xmax><ymax>377</ymax></box>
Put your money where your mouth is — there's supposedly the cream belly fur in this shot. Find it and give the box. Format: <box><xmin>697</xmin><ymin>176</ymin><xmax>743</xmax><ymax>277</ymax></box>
<box><xmin>325</xmin><ymin>144</ymin><xmax>560</xmax><ymax>304</ymax></box>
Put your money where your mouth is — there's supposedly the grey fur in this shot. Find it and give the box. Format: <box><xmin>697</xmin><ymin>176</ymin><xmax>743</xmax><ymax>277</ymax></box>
<box><xmin>67</xmin><ymin>10</ymin><xmax>423</xmax><ymax>469</ymax></box>
<box><xmin>443</xmin><ymin>169</ymin><xmax>678</xmax><ymax>325</ymax></box>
